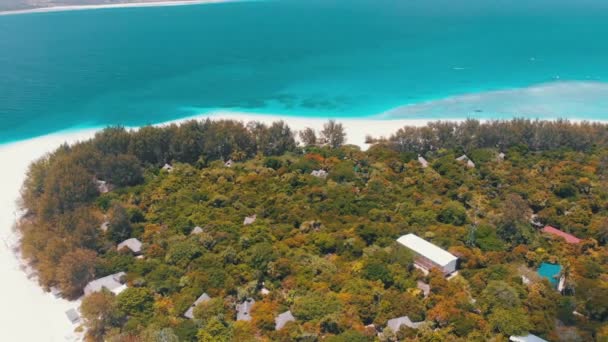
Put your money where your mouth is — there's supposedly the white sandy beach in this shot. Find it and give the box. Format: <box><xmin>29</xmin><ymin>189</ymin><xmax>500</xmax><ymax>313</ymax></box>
<box><xmin>0</xmin><ymin>115</ymin><xmax>435</xmax><ymax>340</ymax></box>
<box><xmin>0</xmin><ymin>129</ymin><xmax>97</xmax><ymax>341</ymax></box>
<box><xmin>0</xmin><ymin>0</ymin><xmax>238</xmax><ymax>16</ymax></box>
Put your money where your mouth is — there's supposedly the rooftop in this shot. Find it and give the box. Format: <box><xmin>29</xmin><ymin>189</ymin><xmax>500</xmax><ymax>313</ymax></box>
<box><xmin>184</xmin><ymin>293</ymin><xmax>211</xmax><ymax>319</ymax></box>
<box><xmin>65</xmin><ymin>308</ymin><xmax>80</xmax><ymax>324</ymax></box>
<box><xmin>191</xmin><ymin>226</ymin><xmax>204</xmax><ymax>235</ymax></box>
<box><xmin>542</xmin><ymin>225</ymin><xmax>581</xmax><ymax>244</ymax></box>
<box><xmin>397</xmin><ymin>234</ymin><xmax>458</xmax><ymax>268</ymax></box>
<box><xmin>386</xmin><ymin>316</ymin><xmax>425</xmax><ymax>332</ymax></box>
<box><xmin>236</xmin><ymin>298</ymin><xmax>255</xmax><ymax>321</ymax></box>
<box><xmin>510</xmin><ymin>334</ymin><xmax>548</xmax><ymax>342</ymax></box>
<box><xmin>118</xmin><ymin>238</ymin><xmax>142</xmax><ymax>254</ymax></box>
<box><xmin>244</xmin><ymin>215</ymin><xmax>257</xmax><ymax>225</ymax></box>
<box><xmin>418</xmin><ymin>156</ymin><xmax>429</xmax><ymax>168</ymax></box>
<box><xmin>311</xmin><ymin>169</ymin><xmax>328</xmax><ymax>178</ymax></box>
<box><xmin>83</xmin><ymin>272</ymin><xmax>126</xmax><ymax>296</ymax></box>
<box><xmin>275</xmin><ymin>310</ymin><xmax>296</xmax><ymax>330</ymax></box>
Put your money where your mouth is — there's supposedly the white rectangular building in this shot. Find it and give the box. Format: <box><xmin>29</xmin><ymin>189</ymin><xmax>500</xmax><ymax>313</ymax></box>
<box><xmin>397</xmin><ymin>234</ymin><xmax>458</xmax><ymax>275</ymax></box>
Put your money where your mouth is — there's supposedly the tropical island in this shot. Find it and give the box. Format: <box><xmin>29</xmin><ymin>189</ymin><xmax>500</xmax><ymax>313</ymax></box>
<box><xmin>17</xmin><ymin>118</ymin><xmax>608</xmax><ymax>341</ymax></box>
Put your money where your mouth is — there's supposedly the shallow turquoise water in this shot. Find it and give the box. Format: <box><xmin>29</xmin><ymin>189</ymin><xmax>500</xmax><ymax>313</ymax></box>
<box><xmin>1</xmin><ymin>0</ymin><xmax>608</xmax><ymax>143</ymax></box>
<box><xmin>538</xmin><ymin>262</ymin><xmax>562</xmax><ymax>287</ymax></box>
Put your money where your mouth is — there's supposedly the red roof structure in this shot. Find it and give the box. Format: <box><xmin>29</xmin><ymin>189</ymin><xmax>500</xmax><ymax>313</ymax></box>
<box><xmin>542</xmin><ymin>226</ymin><xmax>581</xmax><ymax>244</ymax></box>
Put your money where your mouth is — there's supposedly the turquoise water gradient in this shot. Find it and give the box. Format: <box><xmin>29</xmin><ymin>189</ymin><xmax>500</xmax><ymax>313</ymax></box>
<box><xmin>1</xmin><ymin>0</ymin><xmax>608</xmax><ymax>143</ymax></box>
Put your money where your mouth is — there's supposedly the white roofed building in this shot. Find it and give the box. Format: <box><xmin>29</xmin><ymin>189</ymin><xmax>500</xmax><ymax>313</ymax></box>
<box><xmin>244</xmin><ymin>214</ymin><xmax>257</xmax><ymax>226</ymax></box>
<box><xmin>397</xmin><ymin>234</ymin><xmax>458</xmax><ymax>275</ymax></box>
<box><xmin>386</xmin><ymin>316</ymin><xmax>425</xmax><ymax>332</ymax></box>
<box><xmin>236</xmin><ymin>298</ymin><xmax>255</xmax><ymax>321</ymax></box>
<box><xmin>117</xmin><ymin>238</ymin><xmax>143</xmax><ymax>255</ymax></box>
<box><xmin>184</xmin><ymin>293</ymin><xmax>211</xmax><ymax>319</ymax></box>
<box><xmin>510</xmin><ymin>334</ymin><xmax>548</xmax><ymax>342</ymax></box>
<box><xmin>84</xmin><ymin>272</ymin><xmax>127</xmax><ymax>296</ymax></box>
<box><xmin>456</xmin><ymin>154</ymin><xmax>475</xmax><ymax>168</ymax></box>
<box><xmin>65</xmin><ymin>308</ymin><xmax>80</xmax><ymax>324</ymax></box>
<box><xmin>311</xmin><ymin>170</ymin><xmax>328</xmax><ymax>178</ymax></box>
<box><xmin>418</xmin><ymin>155</ymin><xmax>429</xmax><ymax>168</ymax></box>
<box><xmin>275</xmin><ymin>310</ymin><xmax>296</xmax><ymax>330</ymax></box>
<box><xmin>191</xmin><ymin>226</ymin><xmax>204</xmax><ymax>235</ymax></box>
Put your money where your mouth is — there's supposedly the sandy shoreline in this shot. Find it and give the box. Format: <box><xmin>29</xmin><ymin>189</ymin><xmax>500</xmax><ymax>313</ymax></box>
<box><xmin>0</xmin><ymin>0</ymin><xmax>238</xmax><ymax>16</ymax></box>
<box><xmin>0</xmin><ymin>115</ymin><xmax>441</xmax><ymax>340</ymax></box>
<box><xmin>0</xmin><ymin>129</ymin><xmax>98</xmax><ymax>341</ymax></box>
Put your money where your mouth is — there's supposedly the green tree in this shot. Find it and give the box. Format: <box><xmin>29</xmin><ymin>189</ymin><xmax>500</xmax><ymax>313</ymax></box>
<box><xmin>299</xmin><ymin>127</ymin><xmax>318</xmax><ymax>147</ymax></box>
<box><xmin>437</xmin><ymin>201</ymin><xmax>468</xmax><ymax>226</ymax></box>
<box><xmin>197</xmin><ymin>317</ymin><xmax>232</xmax><ymax>342</ymax></box>
<box><xmin>488</xmin><ymin>307</ymin><xmax>531</xmax><ymax>336</ymax></box>
<box><xmin>321</xmin><ymin>120</ymin><xmax>346</xmax><ymax>148</ymax></box>
<box><xmin>293</xmin><ymin>293</ymin><xmax>341</xmax><ymax>321</ymax></box>
<box><xmin>109</xmin><ymin>204</ymin><xmax>132</xmax><ymax>243</ymax></box>
<box><xmin>116</xmin><ymin>287</ymin><xmax>155</xmax><ymax>320</ymax></box>
<box><xmin>101</xmin><ymin>154</ymin><xmax>143</xmax><ymax>187</ymax></box>
<box><xmin>81</xmin><ymin>290</ymin><xmax>122</xmax><ymax>341</ymax></box>
<box><xmin>40</xmin><ymin>158</ymin><xmax>98</xmax><ymax>218</ymax></box>
<box><xmin>56</xmin><ymin>248</ymin><xmax>97</xmax><ymax>298</ymax></box>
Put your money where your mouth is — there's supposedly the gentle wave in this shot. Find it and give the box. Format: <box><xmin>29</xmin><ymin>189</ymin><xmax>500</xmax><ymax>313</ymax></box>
<box><xmin>379</xmin><ymin>81</ymin><xmax>608</xmax><ymax>120</ymax></box>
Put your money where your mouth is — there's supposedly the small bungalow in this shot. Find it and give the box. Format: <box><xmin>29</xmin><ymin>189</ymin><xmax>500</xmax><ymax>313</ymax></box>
<box><xmin>510</xmin><ymin>334</ymin><xmax>548</xmax><ymax>342</ymax></box>
<box><xmin>529</xmin><ymin>214</ymin><xmax>543</xmax><ymax>228</ymax></box>
<box><xmin>191</xmin><ymin>226</ymin><xmax>204</xmax><ymax>235</ymax></box>
<box><xmin>275</xmin><ymin>310</ymin><xmax>296</xmax><ymax>330</ymax></box>
<box><xmin>260</xmin><ymin>282</ymin><xmax>270</xmax><ymax>295</ymax></box>
<box><xmin>397</xmin><ymin>233</ymin><xmax>458</xmax><ymax>275</ymax></box>
<box><xmin>386</xmin><ymin>316</ymin><xmax>425</xmax><ymax>332</ymax></box>
<box><xmin>498</xmin><ymin>152</ymin><xmax>506</xmax><ymax>161</ymax></box>
<box><xmin>117</xmin><ymin>238</ymin><xmax>143</xmax><ymax>255</ymax></box>
<box><xmin>541</xmin><ymin>225</ymin><xmax>581</xmax><ymax>244</ymax></box>
<box><xmin>311</xmin><ymin>169</ymin><xmax>328</xmax><ymax>178</ymax></box>
<box><xmin>162</xmin><ymin>163</ymin><xmax>174</xmax><ymax>172</ymax></box>
<box><xmin>100</xmin><ymin>220</ymin><xmax>109</xmax><ymax>233</ymax></box>
<box><xmin>184</xmin><ymin>293</ymin><xmax>211</xmax><ymax>319</ymax></box>
<box><xmin>84</xmin><ymin>272</ymin><xmax>127</xmax><ymax>296</ymax></box>
<box><xmin>236</xmin><ymin>298</ymin><xmax>255</xmax><ymax>321</ymax></box>
<box><xmin>456</xmin><ymin>154</ymin><xmax>475</xmax><ymax>168</ymax></box>
<box><xmin>95</xmin><ymin>179</ymin><xmax>111</xmax><ymax>194</ymax></box>
<box><xmin>65</xmin><ymin>308</ymin><xmax>80</xmax><ymax>324</ymax></box>
<box><xmin>418</xmin><ymin>155</ymin><xmax>429</xmax><ymax>168</ymax></box>
<box><xmin>244</xmin><ymin>214</ymin><xmax>257</xmax><ymax>226</ymax></box>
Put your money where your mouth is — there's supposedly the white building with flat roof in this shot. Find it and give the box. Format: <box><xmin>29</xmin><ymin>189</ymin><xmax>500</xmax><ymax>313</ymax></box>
<box><xmin>397</xmin><ymin>234</ymin><xmax>458</xmax><ymax>275</ymax></box>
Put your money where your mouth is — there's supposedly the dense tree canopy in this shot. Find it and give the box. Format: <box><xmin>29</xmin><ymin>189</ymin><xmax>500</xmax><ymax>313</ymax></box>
<box><xmin>18</xmin><ymin>119</ymin><xmax>608</xmax><ymax>341</ymax></box>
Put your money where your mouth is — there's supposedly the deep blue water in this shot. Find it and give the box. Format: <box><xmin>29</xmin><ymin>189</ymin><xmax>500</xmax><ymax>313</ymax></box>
<box><xmin>1</xmin><ymin>0</ymin><xmax>608</xmax><ymax>143</ymax></box>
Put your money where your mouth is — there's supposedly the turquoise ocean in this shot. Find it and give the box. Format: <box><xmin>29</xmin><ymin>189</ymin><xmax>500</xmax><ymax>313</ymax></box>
<box><xmin>1</xmin><ymin>0</ymin><xmax>608</xmax><ymax>143</ymax></box>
